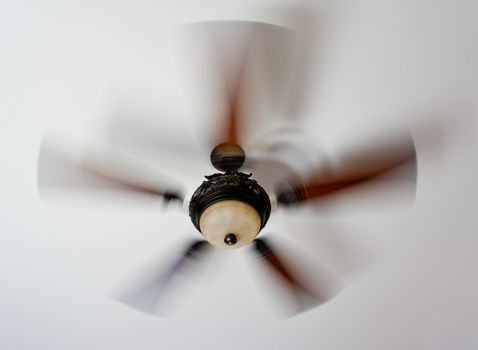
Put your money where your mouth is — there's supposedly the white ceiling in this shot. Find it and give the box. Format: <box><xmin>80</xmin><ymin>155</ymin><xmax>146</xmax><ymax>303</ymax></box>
<box><xmin>1</xmin><ymin>0</ymin><xmax>477</xmax><ymax>349</ymax></box>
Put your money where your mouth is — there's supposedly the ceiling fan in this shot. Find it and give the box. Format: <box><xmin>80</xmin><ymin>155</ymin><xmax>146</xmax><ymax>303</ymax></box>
<box><xmin>37</xmin><ymin>20</ymin><xmax>417</xmax><ymax>315</ymax></box>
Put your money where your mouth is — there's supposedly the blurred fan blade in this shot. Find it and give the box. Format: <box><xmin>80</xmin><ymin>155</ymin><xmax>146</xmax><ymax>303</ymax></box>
<box><xmin>177</xmin><ymin>21</ymin><xmax>296</xmax><ymax>151</ymax></box>
<box><xmin>37</xmin><ymin>136</ymin><xmax>184</xmax><ymax>205</ymax></box>
<box><xmin>243</xmin><ymin>127</ymin><xmax>321</xmax><ymax>193</ymax></box>
<box><xmin>252</xmin><ymin>238</ymin><xmax>324</xmax><ymax>312</ymax></box>
<box><xmin>210</xmin><ymin>23</ymin><xmax>253</xmax><ymax>147</ymax></box>
<box><xmin>276</xmin><ymin>131</ymin><xmax>417</xmax><ymax>206</ymax></box>
<box><xmin>243</xmin><ymin>157</ymin><xmax>298</xmax><ymax>194</ymax></box>
<box><xmin>281</xmin><ymin>8</ymin><xmax>322</xmax><ymax>122</ymax></box>
<box><xmin>114</xmin><ymin>240</ymin><xmax>211</xmax><ymax>314</ymax></box>
<box><xmin>100</xmin><ymin>101</ymin><xmax>211</xmax><ymax>185</ymax></box>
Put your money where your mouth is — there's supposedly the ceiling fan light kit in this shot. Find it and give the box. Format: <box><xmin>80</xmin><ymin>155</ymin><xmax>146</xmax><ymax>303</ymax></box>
<box><xmin>189</xmin><ymin>144</ymin><xmax>271</xmax><ymax>249</ymax></box>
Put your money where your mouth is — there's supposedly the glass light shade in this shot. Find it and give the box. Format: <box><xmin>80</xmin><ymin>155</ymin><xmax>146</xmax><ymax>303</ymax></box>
<box><xmin>199</xmin><ymin>200</ymin><xmax>262</xmax><ymax>249</ymax></box>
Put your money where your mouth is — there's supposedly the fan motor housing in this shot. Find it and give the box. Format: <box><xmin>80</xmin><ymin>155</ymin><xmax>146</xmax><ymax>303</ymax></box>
<box><xmin>189</xmin><ymin>173</ymin><xmax>271</xmax><ymax>248</ymax></box>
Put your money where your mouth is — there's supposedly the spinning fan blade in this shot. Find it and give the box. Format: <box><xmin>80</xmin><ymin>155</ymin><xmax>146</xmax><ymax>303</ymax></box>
<box><xmin>276</xmin><ymin>131</ymin><xmax>417</xmax><ymax>206</ymax></box>
<box><xmin>178</xmin><ymin>21</ymin><xmax>295</xmax><ymax>152</ymax></box>
<box><xmin>37</xmin><ymin>136</ymin><xmax>184</xmax><ymax>205</ymax></box>
<box><xmin>115</xmin><ymin>240</ymin><xmax>211</xmax><ymax>314</ymax></box>
<box><xmin>209</xmin><ymin>23</ymin><xmax>253</xmax><ymax>148</ymax></box>
<box><xmin>100</xmin><ymin>101</ymin><xmax>211</xmax><ymax>185</ymax></box>
<box><xmin>242</xmin><ymin>127</ymin><xmax>321</xmax><ymax>194</ymax></box>
<box><xmin>252</xmin><ymin>238</ymin><xmax>324</xmax><ymax>313</ymax></box>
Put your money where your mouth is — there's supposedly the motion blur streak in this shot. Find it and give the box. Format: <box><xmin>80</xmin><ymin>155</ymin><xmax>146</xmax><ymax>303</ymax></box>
<box><xmin>112</xmin><ymin>240</ymin><xmax>211</xmax><ymax>315</ymax></box>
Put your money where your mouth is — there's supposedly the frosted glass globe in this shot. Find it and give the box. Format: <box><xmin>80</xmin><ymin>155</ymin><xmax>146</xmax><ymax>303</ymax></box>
<box><xmin>199</xmin><ymin>200</ymin><xmax>262</xmax><ymax>249</ymax></box>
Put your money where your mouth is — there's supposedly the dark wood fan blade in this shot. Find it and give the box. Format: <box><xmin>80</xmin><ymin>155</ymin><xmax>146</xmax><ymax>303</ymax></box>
<box><xmin>210</xmin><ymin>26</ymin><xmax>253</xmax><ymax>147</ymax></box>
<box><xmin>252</xmin><ymin>238</ymin><xmax>321</xmax><ymax>311</ymax></box>
<box><xmin>276</xmin><ymin>131</ymin><xmax>417</xmax><ymax>205</ymax></box>
<box><xmin>115</xmin><ymin>240</ymin><xmax>211</xmax><ymax>314</ymax></box>
<box><xmin>182</xmin><ymin>22</ymin><xmax>293</xmax><ymax>148</ymax></box>
<box><xmin>37</xmin><ymin>137</ymin><xmax>184</xmax><ymax>204</ymax></box>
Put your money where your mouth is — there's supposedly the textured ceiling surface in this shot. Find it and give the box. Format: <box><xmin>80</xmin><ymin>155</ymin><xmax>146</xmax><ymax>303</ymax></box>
<box><xmin>1</xmin><ymin>0</ymin><xmax>477</xmax><ymax>349</ymax></box>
